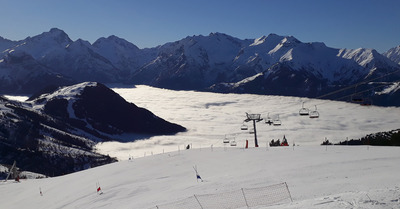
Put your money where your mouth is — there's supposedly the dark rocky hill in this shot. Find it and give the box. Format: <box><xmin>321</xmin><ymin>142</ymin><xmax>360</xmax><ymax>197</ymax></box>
<box><xmin>0</xmin><ymin>82</ymin><xmax>186</xmax><ymax>176</ymax></box>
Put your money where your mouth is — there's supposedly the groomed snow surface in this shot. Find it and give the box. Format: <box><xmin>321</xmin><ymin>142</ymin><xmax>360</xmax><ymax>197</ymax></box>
<box><xmin>1</xmin><ymin>85</ymin><xmax>400</xmax><ymax>208</ymax></box>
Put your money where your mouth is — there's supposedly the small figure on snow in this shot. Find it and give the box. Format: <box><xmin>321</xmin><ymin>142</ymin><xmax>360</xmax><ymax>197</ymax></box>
<box><xmin>96</xmin><ymin>182</ymin><xmax>103</xmax><ymax>195</ymax></box>
<box><xmin>193</xmin><ymin>165</ymin><xmax>203</xmax><ymax>182</ymax></box>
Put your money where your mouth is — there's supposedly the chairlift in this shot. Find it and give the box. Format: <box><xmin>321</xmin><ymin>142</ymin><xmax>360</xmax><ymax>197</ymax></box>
<box><xmin>264</xmin><ymin>113</ymin><xmax>273</xmax><ymax>125</ymax></box>
<box><xmin>223</xmin><ymin>135</ymin><xmax>230</xmax><ymax>143</ymax></box>
<box><xmin>240</xmin><ymin>123</ymin><xmax>248</xmax><ymax>130</ymax></box>
<box><xmin>273</xmin><ymin>114</ymin><xmax>282</xmax><ymax>126</ymax></box>
<box><xmin>230</xmin><ymin>140</ymin><xmax>237</xmax><ymax>146</ymax></box>
<box><xmin>299</xmin><ymin>102</ymin><xmax>310</xmax><ymax>116</ymax></box>
<box><xmin>351</xmin><ymin>85</ymin><xmax>363</xmax><ymax>103</ymax></box>
<box><xmin>351</xmin><ymin>94</ymin><xmax>363</xmax><ymax>103</ymax></box>
<box><xmin>249</xmin><ymin>128</ymin><xmax>255</xmax><ymax>134</ymax></box>
<box><xmin>309</xmin><ymin>105</ymin><xmax>319</xmax><ymax>118</ymax></box>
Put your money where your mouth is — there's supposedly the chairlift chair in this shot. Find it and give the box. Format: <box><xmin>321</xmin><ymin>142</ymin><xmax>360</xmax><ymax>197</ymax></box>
<box><xmin>264</xmin><ymin>113</ymin><xmax>273</xmax><ymax>125</ymax></box>
<box><xmin>351</xmin><ymin>94</ymin><xmax>363</xmax><ymax>103</ymax></box>
<box><xmin>273</xmin><ymin>115</ymin><xmax>282</xmax><ymax>126</ymax></box>
<box><xmin>223</xmin><ymin>135</ymin><xmax>230</xmax><ymax>143</ymax></box>
<box><xmin>309</xmin><ymin>105</ymin><xmax>319</xmax><ymax>118</ymax></box>
<box><xmin>230</xmin><ymin>140</ymin><xmax>237</xmax><ymax>146</ymax></box>
<box><xmin>240</xmin><ymin>123</ymin><xmax>248</xmax><ymax>130</ymax></box>
<box><xmin>299</xmin><ymin>102</ymin><xmax>310</xmax><ymax>116</ymax></box>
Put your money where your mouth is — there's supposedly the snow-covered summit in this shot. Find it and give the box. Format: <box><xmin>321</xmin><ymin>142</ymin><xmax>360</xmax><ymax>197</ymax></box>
<box><xmin>5</xmin><ymin>28</ymin><xmax>72</xmax><ymax>60</ymax></box>
<box><xmin>384</xmin><ymin>45</ymin><xmax>400</xmax><ymax>65</ymax></box>
<box><xmin>92</xmin><ymin>35</ymin><xmax>144</xmax><ymax>71</ymax></box>
<box><xmin>337</xmin><ymin>48</ymin><xmax>393</xmax><ymax>69</ymax></box>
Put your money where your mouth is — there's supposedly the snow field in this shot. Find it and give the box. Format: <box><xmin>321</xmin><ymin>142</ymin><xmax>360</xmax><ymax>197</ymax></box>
<box><xmin>1</xmin><ymin>145</ymin><xmax>399</xmax><ymax>208</ymax></box>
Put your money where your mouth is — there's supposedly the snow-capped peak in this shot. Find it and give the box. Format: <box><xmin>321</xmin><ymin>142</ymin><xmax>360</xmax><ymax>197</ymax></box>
<box><xmin>5</xmin><ymin>28</ymin><xmax>73</xmax><ymax>60</ymax></box>
<box><xmin>338</xmin><ymin>48</ymin><xmax>398</xmax><ymax>69</ymax></box>
<box><xmin>384</xmin><ymin>45</ymin><xmax>400</xmax><ymax>64</ymax></box>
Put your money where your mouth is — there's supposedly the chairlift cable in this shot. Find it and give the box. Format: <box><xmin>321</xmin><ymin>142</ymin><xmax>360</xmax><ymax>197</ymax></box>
<box><xmin>315</xmin><ymin>69</ymin><xmax>400</xmax><ymax>100</ymax></box>
<box><xmin>313</xmin><ymin>78</ymin><xmax>400</xmax><ymax>107</ymax></box>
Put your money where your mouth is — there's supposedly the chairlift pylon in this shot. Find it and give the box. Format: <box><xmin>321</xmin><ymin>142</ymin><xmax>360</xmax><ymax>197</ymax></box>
<box><xmin>309</xmin><ymin>105</ymin><xmax>319</xmax><ymax>118</ymax></box>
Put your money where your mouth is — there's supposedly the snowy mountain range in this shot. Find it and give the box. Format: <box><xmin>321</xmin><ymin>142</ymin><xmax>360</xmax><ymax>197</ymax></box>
<box><xmin>1</xmin><ymin>28</ymin><xmax>400</xmax><ymax>106</ymax></box>
<box><xmin>0</xmin><ymin>82</ymin><xmax>185</xmax><ymax>176</ymax></box>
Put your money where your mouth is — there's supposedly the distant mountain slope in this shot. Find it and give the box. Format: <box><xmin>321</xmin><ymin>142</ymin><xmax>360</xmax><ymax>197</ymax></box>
<box><xmin>92</xmin><ymin>35</ymin><xmax>156</xmax><ymax>74</ymax></box>
<box><xmin>0</xmin><ymin>36</ymin><xmax>17</xmax><ymax>52</ymax></box>
<box><xmin>1</xmin><ymin>28</ymin><xmax>121</xmax><ymax>86</ymax></box>
<box><xmin>0</xmin><ymin>50</ymin><xmax>73</xmax><ymax>94</ymax></box>
<box><xmin>384</xmin><ymin>45</ymin><xmax>400</xmax><ymax>65</ymax></box>
<box><xmin>130</xmin><ymin>32</ymin><xmax>250</xmax><ymax>89</ymax></box>
<box><xmin>0</xmin><ymin>82</ymin><xmax>186</xmax><ymax>176</ymax></box>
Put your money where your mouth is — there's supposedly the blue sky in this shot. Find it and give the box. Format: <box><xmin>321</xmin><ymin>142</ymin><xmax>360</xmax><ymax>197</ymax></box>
<box><xmin>1</xmin><ymin>0</ymin><xmax>399</xmax><ymax>53</ymax></box>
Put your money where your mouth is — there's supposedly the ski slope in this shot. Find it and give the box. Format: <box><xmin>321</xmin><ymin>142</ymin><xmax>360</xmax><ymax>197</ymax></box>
<box><xmin>1</xmin><ymin>146</ymin><xmax>400</xmax><ymax>208</ymax></box>
<box><xmin>1</xmin><ymin>85</ymin><xmax>400</xmax><ymax>209</ymax></box>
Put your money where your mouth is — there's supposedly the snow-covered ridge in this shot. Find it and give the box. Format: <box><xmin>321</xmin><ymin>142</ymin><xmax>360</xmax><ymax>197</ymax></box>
<box><xmin>31</xmin><ymin>82</ymin><xmax>97</xmax><ymax>118</ymax></box>
<box><xmin>384</xmin><ymin>45</ymin><xmax>400</xmax><ymax>64</ymax></box>
<box><xmin>35</xmin><ymin>81</ymin><xmax>97</xmax><ymax>101</ymax></box>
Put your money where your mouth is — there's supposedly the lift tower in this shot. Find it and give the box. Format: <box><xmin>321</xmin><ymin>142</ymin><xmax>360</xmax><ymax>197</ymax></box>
<box><xmin>244</xmin><ymin>113</ymin><xmax>263</xmax><ymax>147</ymax></box>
